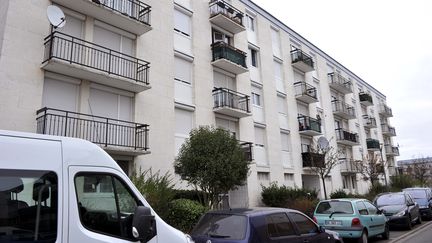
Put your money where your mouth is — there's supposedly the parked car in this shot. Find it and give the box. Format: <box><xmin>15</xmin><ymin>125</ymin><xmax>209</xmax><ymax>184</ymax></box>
<box><xmin>403</xmin><ymin>187</ymin><xmax>432</xmax><ymax>220</ymax></box>
<box><xmin>374</xmin><ymin>192</ymin><xmax>421</xmax><ymax>229</ymax></box>
<box><xmin>191</xmin><ymin>207</ymin><xmax>341</xmax><ymax>243</ymax></box>
<box><xmin>313</xmin><ymin>198</ymin><xmax>389</xmax><ymax>243</ymax></box>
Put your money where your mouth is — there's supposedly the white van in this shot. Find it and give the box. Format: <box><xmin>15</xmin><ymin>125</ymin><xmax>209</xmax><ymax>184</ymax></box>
<box><xmin>0</xmin><ymin>130</ymin><xmax>194</xmax><ymax>243</ymax></box>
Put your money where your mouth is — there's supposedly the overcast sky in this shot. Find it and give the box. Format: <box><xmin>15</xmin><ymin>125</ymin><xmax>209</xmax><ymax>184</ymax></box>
<box><xmin>251</xmin><ymin>0</ymin><xmax>432</xmax><ymax>161</ymax></box>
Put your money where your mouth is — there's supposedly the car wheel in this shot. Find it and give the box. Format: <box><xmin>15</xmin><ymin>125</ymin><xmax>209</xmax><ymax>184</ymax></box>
<box><xmin>357</xmin><ymin>230</ymin><xmax>368</xmax><ymax>243</ymax></box>
<box><xmin>417</xmin><ymin>214</ymin><xmax>422</xmax><ymax>224</ymax></box>
<box><xmin>381</xmin><ymin>223</ymin><xmax>390</xmax><ymax>240</ymax></box>
<box><xmin>407</xmin><ymin>215</ymin><xmax>413</xmax><ymax>230</ymax></box>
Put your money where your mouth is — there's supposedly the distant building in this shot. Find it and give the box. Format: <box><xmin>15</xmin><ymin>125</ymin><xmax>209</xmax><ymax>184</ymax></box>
<box><xmin>0</xmin><ymin>0</ymin><xmax>399</xmax><ymax>206</ymax></box>
<box><xmin>398</xmin><ymin>158</ymin><xmax>432</xmax><ymax>179</ymax></box>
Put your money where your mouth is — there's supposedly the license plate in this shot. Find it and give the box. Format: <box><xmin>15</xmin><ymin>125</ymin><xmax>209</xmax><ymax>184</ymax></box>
<box><xmin>325</xmin><ymin>220</ymin><xmax>342</xmax><ymax>226</ymax></box>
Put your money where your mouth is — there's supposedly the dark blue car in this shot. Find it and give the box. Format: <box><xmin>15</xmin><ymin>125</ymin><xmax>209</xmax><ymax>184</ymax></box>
<box><xmin>403</xmin><ymin>188</ymin><xmax>432</xmax><ymax>220</ymax></box>
<box><xmin>191</xmin><ymin>207</ymin><xmax>339</xmax><ymax>243</ymax></box>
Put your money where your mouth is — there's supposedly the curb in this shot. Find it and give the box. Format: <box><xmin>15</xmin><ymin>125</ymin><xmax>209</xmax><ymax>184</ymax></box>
<box><xmin>389</xmin><ymin>221</ymin><xmax>432</xmax><ymax>242</ymax></box>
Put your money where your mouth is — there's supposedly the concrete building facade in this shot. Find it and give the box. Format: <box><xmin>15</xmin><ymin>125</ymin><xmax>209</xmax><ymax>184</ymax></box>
<box><xmin>0</xmin><ymin>0</ymin><xmax>399</xmax><ymax>207</ymax></box>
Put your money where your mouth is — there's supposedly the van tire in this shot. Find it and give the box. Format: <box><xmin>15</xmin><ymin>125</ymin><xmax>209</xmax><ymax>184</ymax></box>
<box><xmin>357</xmin><ymin>230</ymin><xmax>368</xmax><ymax>243</ymax></box>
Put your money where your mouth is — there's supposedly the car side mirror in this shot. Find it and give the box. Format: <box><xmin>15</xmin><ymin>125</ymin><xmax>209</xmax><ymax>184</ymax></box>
<box><xmin>377</xmin><ymin>209</ymin><xmax>383</xmax><ymax>214</ymax></box>
<box><xmin>132</xmin><ymin>206</ymin><xmax>157</xmax><ymax>242</ymax></box>
<box><xmin>319</xmin><ymin>226</ymin><xmax>326</xmax><ymax>233</ymax></box>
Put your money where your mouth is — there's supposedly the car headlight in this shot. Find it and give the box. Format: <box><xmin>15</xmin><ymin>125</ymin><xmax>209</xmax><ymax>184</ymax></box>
<box><xmin>185</xmin><ymin>234</ymin><xmax>195</xmax><ymax>243</ymax></box>
<box><xmin>394</xmin><ymin>210</ymin><xmax>406</xmax><ymax>217</ymax></box>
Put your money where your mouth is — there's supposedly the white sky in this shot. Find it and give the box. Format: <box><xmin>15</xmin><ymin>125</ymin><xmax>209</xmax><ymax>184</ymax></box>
<box><xmin>251</xmin><ymin>0</ymin><xmax>432</xmax><ymax>160</ymax></box>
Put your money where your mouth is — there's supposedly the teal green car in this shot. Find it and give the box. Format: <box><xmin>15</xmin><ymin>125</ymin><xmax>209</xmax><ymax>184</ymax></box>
<box><xmin>313</xmin><ymin>198</ymin><xmax>389</xmax><ymax>243</ymax></box>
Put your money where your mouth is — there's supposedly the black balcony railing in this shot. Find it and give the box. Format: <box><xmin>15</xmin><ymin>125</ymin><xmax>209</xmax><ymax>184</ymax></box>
<box><xmin>359</xmin><ymin>92</ymin><xmax>373</xmax><ymax>104</ymax></box>
<box><xmin>366</xmin><ymin>138</ymin><xmax>380</xmax><ymax>150</ymax></box>
<box><xmin>94</xmin><ymin>0</ymin><xmax>151</xmax><ymax>26</ymax></box>
<box><xmin>43</xmin><ymin>31</ymin><xmax>150</xmax><ymax>85</ymax></box>
<box><xmin>294</xmin><ymin>82</ymin><xmax>317</xmax><ymax>99</ymax></box>
<box><xmin>298</xmin><ymin>115</ymin><xmax>321</xmax><ymax>133</ymax></box>
<box><xmin>327</xmin><ymin>72</ymin><xmax>353</xmax><ymax>92</ymax></box>
<box><xmin>36</xmin><ymin>107</ymin><xmax>149</xmax><ymax>151</ymax></box>
<box><xmin>209</xmin><ymin>0</ymin><xmax>244</xmax><ymax>26</ymax></box>
<box><xmin>332</xmin><ymin>100</ymin><xmax>356</xmax><ymax>117</ymax></box>
<box><xmin>213</xmin><ymin>87</ymin><xmax>250</xmax><ymax>113</ymax></box>
<box><xmin>240</xmin><ymin>141</ymin><xmax>253</xmax><ymax>161</ymax></box>
<box><xmin>301</xmin><ymin>144</ymin><xmax>325</xmax><ymax>168</ymax></box>
<box><xmin>290</xmin><ymin>49</ymin><xmax>314</xmax><ymax>69</ymax></box>
<box><xmin>211</xmin><ymin>41</ymin><xmax>247</xmax><ymax>68</ymax></box>
<box><xmin>335</xmin><ymin>128</ymin><xmax>359</xmax><ymax>144</ymax></box>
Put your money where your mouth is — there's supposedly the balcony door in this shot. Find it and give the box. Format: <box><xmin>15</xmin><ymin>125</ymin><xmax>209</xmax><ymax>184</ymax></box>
<box><xmin>216</xmin><ymin>118</ymin><xmax>239</xmax><ymax>139</ymax></box>
<box><xmin>88</xmin><ymin>87</ymin><xmax>134</xmax><ymax>147</ymax></box>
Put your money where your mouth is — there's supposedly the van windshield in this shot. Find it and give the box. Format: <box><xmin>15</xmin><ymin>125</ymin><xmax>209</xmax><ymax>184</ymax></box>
<box><xmin>316</xmin><ymin>201</ymin><xmax>354</xmax><ymax>214</ymax></box>
<box><xmin>192</xmin><ymin>213</ymin><xmax>247</xmax><ymax>240</ymax></box>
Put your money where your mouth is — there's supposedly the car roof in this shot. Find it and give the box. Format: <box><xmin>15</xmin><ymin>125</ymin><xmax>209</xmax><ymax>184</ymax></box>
<box><xmin>319</xmin><ymin>198</ymin><xmax>365</xmax><ymax>203</ymax></box>
<box><xmin>205</xmin><ymin>207</ymin><xmax>300</xmax><ymax>217</ymax></box>
<box><xmin>403</xmin><ymin>187</ymin><xmax>430</xmax><ymax>191</ymax></box>
<box><xmin>377</xmin><ymin>192</ymin><xmax>407</xmax><ymax>196</ymax></box>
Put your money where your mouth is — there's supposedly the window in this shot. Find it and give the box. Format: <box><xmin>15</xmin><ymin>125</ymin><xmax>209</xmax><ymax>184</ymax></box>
<box><xmin>0</xmin><ymin>169</ymin><xmax>58</xmax><ymax>242</ymax></box>
<box><xmin>274</xmin><ymin>61</ymin><xmax>284</xmax><ymax>92</ymax></box>
<box><xmin>246</xmin><ymin>15</ymin><xmax>255</xmax><ymax>31</ymax></box>
<box><xmin>174</xmin><ymin>9</ymin><xmax>191</xmax><ymax>37</ymax></box>
<box><xmin>277</xmin><ymin>96</ymin><xmax>287</xmax><ymax>115</ymax></box>
<box><xmin>271</xmin><ymin>28</ymin><xmax>281</xmax><ymax>57</ymax></box>
<box><xmin>364</xmin><ymin>201</ymin><xmax>378</xmax><ymax>215</ymax></box>
<box><xmin>175</xmin><ymin>108</ymin><xmax>193</xmax><ymax>155</ymax></box>
<box><xmin>75</xmin><ymin>173</ymin><xmax>140</xmax><ymax>240</ymax></box>
<box><xmin>356</xmin><ymin>201</ymin><xmax>368</xmax><ymax>215</ymax></box>
<box><xmin>174</xmin><ymin>57</ymin><xmax>193</xmax><ymax>104</ymax></box>
<box><xmin>212</xmin><ymin>29</ymin><xmax>232</xmax><ymax>45</ymax></box>
<box><xmin>284</xmin><ymin>173</ymin><xmax>294</xmax><ymax>182</ymax></box>
<box><xmin>280</xmin><ymin>133</ymin><xmax>291</xmax><ymax>152</ymax></box>
<box><xmin>266</xmin><ymin>213</ymin><xmax>296</xmax><ymax>237</ymax></box>
<box><xmin>289</xmin><ymin>213</ymin><xmax>318</xmax><ymax>235</ymax></box>
<box><xmin>249</xmin><ymin>48</ymin><xmax>258</xmax><ymax>67</ymax></box>
<box><xmin>191</xmin><ymin>214</ymin><xmax>247</xmax><ymax>240</ymax></box>
<box><xmin>93</xmin><ymin>25</ymin><xmax>135</xmax><ymax>56</ymax></box>
<box><xmin>257</xmin><ymin>172</ymin><xmax>270</xmax><ymax>181</ymax></box>
<box><xmin>254</xmin><ymin>127</ymin><xmax>266</xmax><ymax>148</ymax></box>
<box><xmin>316</xmin><ymin>201</ymin><xmax>354</xmax><ymax>214</ymax></box>
<box><xmin>252</xmin><ymin>92</ymin><xmax>261</xmax><ymax>106</ymax></box>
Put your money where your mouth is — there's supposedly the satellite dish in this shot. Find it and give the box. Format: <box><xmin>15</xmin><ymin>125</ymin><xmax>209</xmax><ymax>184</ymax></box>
<box><xmin>47</xmin><ymin>5</ymin><xmax>66</xmax><ymax>29</ymax></box>
<box><xmin>317</xmin><ymin>136</ymin><xmax>329</xmax><ymax>150</ymax></box>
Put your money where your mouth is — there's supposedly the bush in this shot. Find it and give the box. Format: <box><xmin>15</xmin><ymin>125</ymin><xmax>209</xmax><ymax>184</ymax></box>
<box><xmin>390</xmin><ymin>174</ymin><xmax>415</xmax><ymax>191</ymax></box>
<box><xmin>173</xmin><ymin>189</ymin><xmax>209</xmax><ymax>206</ymax></box>
<box><xmin>130</xmin><ymin>168</ymin><xmax>175</xmax><ymax>221</ymax></box>
<box><xmin>261</xmin><ymin>183</ymin><xmax>317</xmax><ymax>207</ymax></box>
<box><xmin>330</xmin><ymin>189</ymin><xmax>364</xmax><ymax>199</ymax></box>
<box><xmin>167</xmin><ymin>199</ymin><xmax>207</xmax><ymax>233</ymax></box>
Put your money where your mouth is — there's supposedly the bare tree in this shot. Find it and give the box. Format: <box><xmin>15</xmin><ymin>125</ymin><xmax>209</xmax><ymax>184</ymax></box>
<box><xmin>354</xmin><ymin>152</ymin><xmax>385</xmax><ymax>186</ymax></box>
<box><xmin>407</xmin><ymin>157</ymin><xmax>431</xmax><ymax>186</ymax></box>
<box><xmin>305</xmin><ymin>142</ymin><xmax>341</xmax><ymax>199</ymax></box>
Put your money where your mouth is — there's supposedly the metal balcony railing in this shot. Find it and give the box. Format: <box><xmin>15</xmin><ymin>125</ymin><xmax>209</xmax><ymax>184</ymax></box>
<box><xmin>359</xmin><ymin>92</ymin><xmax>373</xmax><ymax>105</ymax></box>
<box><xmin>380</xmin><ymin>104</ymin><xmax>393</xmax><ymax>117</ymax></box>
<box><xmin>43</xmin><ymin>31</ymin><xmax>150</xmax><ymax>85</ymax></box>
<box><xmin>290</xmin><ymin>49</ymin><xmax>314</xmax><ymax>69</ymax></box>
<box><xmin>384</xmin><ymin>144</ymin><xmax>400</xmax><ymax>156</ymax></box>
<box><xmin>366</xmin><ymin>138</ymin><xmax>380</xmax><ymax>150</ymax></box>
<box><xmin>335</xmin><ymin>128</ymin><xmax>359</xmax><ymax>144</ymax></box>
<box><xmin>240</xmin><ymin>141</ymin><xmax>253</xmax><ymax>161</ymax></box>
<box><xmin>294</xmin><ymin>82</ymin><xmax>318</xmax><ymax>100</ymax></box>
<box><xmin>95</xmin><ymin>0</ymin><xmax>151</xmax><ymax>25</ymax></box>
<box><xmin>340</xmin><ymin>159</ymin><xmax>360</xmax><ymax>174</ymax></box>
<box><xmin>332</xmin><ymin>100</ymin><xmax>356</xmax><ymax>118</ymax></box>
<box><xmin>327</xmin><ymin>72</ymin><xmax>353</xmax><ymax>93</ymax></box>
<box><xmin>381</xmin><ymin>124</ymin><xmax>396</xmax><ymax>136</ymax></box>
<box><xmin>298</xmin><ymin>115</ymin><xmax>321</xmax><ymax>133</ymax></box>
<box><xmin>209</xmin><ymin>0</ymin><xmax>244</xmax><ymax>26</ymax></box>
<box><xmin>363</xmin><ymin>115</ymin><xmax>377</xmax><ymax>128</ymax></box>
<box><xmin>213</xmin><ymin>87</ymin><xmax>250</xmax><ymax>113</ymax></box>
<box><xmin>36</xmin><ymin>107</ymin><xmax>149</xmax><ymax>151</ymax></box>
<box><xmin>211</xmin><ymin>41</ymin><xmax>247</xmax><ymax>68</ymax></box>
<box><xmin>301</xmin><ymin>144</ymin><xmax>325</xmax><ymax>168</ymax></box>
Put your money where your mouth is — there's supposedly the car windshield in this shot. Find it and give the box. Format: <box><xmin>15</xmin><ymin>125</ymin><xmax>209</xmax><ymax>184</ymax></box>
<box><xmin>376</xmin><ymin>194</ymin><xmax>405</xmax><ymax>206</ymax></box>
<box><xmin>404</xmin><ymin>190</ymin><xmax>427</xmax><ymax>199</ymax></box>
<box><xmin>316</xmin><ymin>201</ymin><xmax>354</xmax><ymax>214</ymax></box>
<box><xmin>191</xmin><ymin>213</ymin><xmax>247</xmax><ymax>240</ymax></box>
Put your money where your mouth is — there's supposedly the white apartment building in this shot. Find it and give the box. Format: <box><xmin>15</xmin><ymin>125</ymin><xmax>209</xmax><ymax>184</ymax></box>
<box><xmin>0</xmin><ymin>0</ymin><xmax>399</xmax><ymax>207</ymax></box>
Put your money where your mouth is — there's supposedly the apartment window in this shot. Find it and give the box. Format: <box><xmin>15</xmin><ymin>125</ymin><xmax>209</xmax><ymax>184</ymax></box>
<box><xmin>88</xmin><ymin>86</ymin><xmax>133</xmax><ymax>122</ymax></box>
<box><xmin>277</xmin><ymin>96</ymin><xmax>287</xmax><ymax>115</ymax></box>
<box><xmin>59</xmin><ymin>14</ymin><xmax>84</xmax><ymax>38</ymax></box>
<box><xmin>254</xmin><ymin>127</ymin><xmax>266</xmax><ymax>148</ymax></box>
<box><xmin>212</xmin><ymin>29</ymin><xmax>232</xmax><ymax>45</ymax></box>
<box><xmin>284</xmin><ymin>173</ymin><xmax>294</xmax><ymax>182</ymax></box>
<box><xmin>216</xmin><ymin>117</ymin><xmax>239</xmax><ymax>139</ymax></box>
<box><xmin>174</xmin><ymin>56</ymin><xmax>193</xmax><ymax>104</ymax></box>
<box><xmin>271</xmin><ymin>28</ymin><xmax>281</xmax><ymax>58</ymax></box>
<box><xmin>281</xmin><ymin>133</ymin><xmax>291</xmax><ymax>152</ymax></box>
<box><xmin>250</xmin><ymin>48</ymin><xmax>258</xmax><ymax>67</ymax></box>
<box><xmin>252</xmin><ymin>92</ymin><xmax>261</xmax><ymax>107</ymax></box>
<box><xmin>214</xmin><ymin>71</ymin><xmax>235</xmax><ymax>90</ymax></box>
<box><xmin>274</xmin><ymin>61</ymin><xmax>284</xmax><ymax>93</ymax></box>
<box><xmin>93</xmin><ymin>24</ymin><xmax>135</xmax><ymax>56</ymax></box>
<box><xmin>246</xmin><ymin>15</ymin><xmax>255</xmax><ymax>31</ymax></box>
<box><xmin>42</xmin><ymin>75</ymin><xmax>79</xmax><ymax>112</ymax></box>
<box><xmin>257</xmin><ymin>172</ymin><xmax>270</xmax><ymax>181</ymax></box>
<box><xmin>174</xmin><ymin>9</ymin><xmax>191</xmax><ymax>37</ymax></box>
<box><xmin>175</xmin><ymin>108</ymin><xmax>193</xmax><ymax>155</ymax></box>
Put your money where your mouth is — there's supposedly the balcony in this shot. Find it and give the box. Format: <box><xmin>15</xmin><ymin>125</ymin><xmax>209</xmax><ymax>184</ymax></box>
<box><xmin>328</xmin><ymin>72</ymin><xmax>353</xmax><ymax>94</ymax></box>
<box><xmin>294</xmin><ymin>82</ymin><xmax>318</xmax><ymax>104</ymax></box>
<box><xmin>363</xmin><ymin>115</ymin><xmax>377</xmax><ymax>128</ymax></box>
<box><xmin>209</xmin><ymin>0</ymin><xmax>245</xmax><ymax>34</ymax></box>
<box><xmin>379</xmin><ymin>104</ymin><xmax>393</xmax><ymax>117</ymax></box>
<box><xmin>240</xmin><ymin>141</ymin><xmax>253</xmax><ymax>161</ymax></box>
<box><xmin>213</xmin><ymin>87</ymin><xmax>251</xmax><ymax>118</ymax></box>
<box><xmin>36</xmin><ymin>107</ymin><xmax>149</xmax><ymax>155</ymax></box>
<box><xmin>290</xmin><ymin>49</ymin><xmax>314</xmax><ymax>72</ymax></box>
<box><xmin>335</xmin><ymin>128</ymin><xmax>360</xmax><ymax>146</ymax></box>
<box><xmin>366</xmin><ymin>138</ymin><xmax>380</xmax><ymax>151</ymax></box>
<box><xmin>42</xmin><ymin>32</ymin><xmax>150</xmax><ymax>93</ymax></box>
<box><xmin>301</xmin><ymin>144</ymin><xmax>325</xmax><ymax>168</ymax></box>
<box><xmin>359</xmin><ymin>92</ymin><xmax>373</xmax><ymax>106</ymax></box>
<box><xmin>52</xmin><ymin>0</ymin><xmax>151</xmax><ymax>35</ymax></box>
<box><xmin>211</xmin><ymin>42</ymin><xmax>248</xmax><ymax>74</ymax></box>
<box><xmin>340</xmin><ymin>159</ymin><xmax>360</xmax><ymax>174</ymax></box>
<box><xmin>298</xmin><ymin>115</ymin><xmax>322</xmax><ymax>136</ymax></box>
<box><xmin>384</xmin><ymin>144</ymin><xmax>400</xmax><ymax>156</ymax></box>
<box><xmin>332</xmin><ymin>100</ymin><xmax>356</xmax><ymax>119</ymax></box>
<box><xmin>381</xmin><ymin>124</ymin><xmax>396</xmax><ymax>137</ymax></box>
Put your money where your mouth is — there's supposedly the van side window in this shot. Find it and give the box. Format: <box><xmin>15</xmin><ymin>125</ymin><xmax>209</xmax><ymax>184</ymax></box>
<box><xmin>75</xmin><ymin>174</ymin><xmax>140</xmax><ymax>240</ymax></box>
<box><xmin>0</xmin><ymin>169</ymin><xmax>58</xmax><ymax>242</ymax></box>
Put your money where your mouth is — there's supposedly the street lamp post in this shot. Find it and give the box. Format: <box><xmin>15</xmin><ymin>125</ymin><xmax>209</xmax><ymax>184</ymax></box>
<box><xmin>379</xmin><ymin>143</ymin><xmax>388</xmax><ymax>187</ymax></box>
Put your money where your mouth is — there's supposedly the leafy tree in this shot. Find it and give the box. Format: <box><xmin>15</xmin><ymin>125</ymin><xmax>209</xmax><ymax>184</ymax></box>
<box><xmin>174</xmin><ymin>126</ymin><xmax>251</xmax><ymax>208</ymax></box>
<box><xmin>304</xmin><ymin>141</ymin><xmax>341</xmax><ymax>200</ymax></box>
<box><xmin>406</xmin><ymin>156</ymin><xmax>432</xmax><ymax>186</ymax></box>
<box><xmin>354</xmin><ymin>152</ymin><xmax>385</xmax><ymax>187</ymax></box>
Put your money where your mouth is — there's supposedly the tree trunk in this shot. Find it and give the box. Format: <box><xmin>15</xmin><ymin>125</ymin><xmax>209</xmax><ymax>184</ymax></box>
<box><xmin>321</xmin><ymin>176</ymin><xmax>328</xmax><ymax>200</ymax></box>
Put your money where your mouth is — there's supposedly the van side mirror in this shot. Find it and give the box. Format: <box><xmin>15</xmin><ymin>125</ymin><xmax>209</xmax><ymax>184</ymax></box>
<box><xmin>132</xmin><ymin>206</ymin><xmax>157</xmax><ymax>242</ymax></box>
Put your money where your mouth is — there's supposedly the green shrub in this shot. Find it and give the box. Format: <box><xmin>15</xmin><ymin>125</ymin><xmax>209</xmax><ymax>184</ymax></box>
<box><xmin>261</xmin><ymin>183</ymin><xmax>317</xmax><ymax>207</ymax></box>
<box><xmin>173</xmin><ymin>189</ymin><xmax>209</xmax><ymax>206</ymax></box>
<box><xmin>130</xmin><ymin>168</ymin><xmax>175</xmax><ymax>221</ymax></box>
<box><xmin>390</xmin><ymin>175</ymin><xmax>415</xmax><ymax>191</ymax></box>
<box><xmin>167</xmin><ymin>199</ymin><xmax>207</xmax><ymax>233</ymax></box>
<box><xmin>330</xmin><ymin>189</ymin><xmax>348</xmax><ymax>199</ymax></box>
